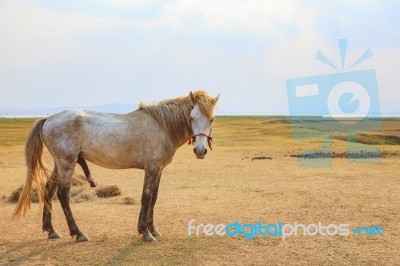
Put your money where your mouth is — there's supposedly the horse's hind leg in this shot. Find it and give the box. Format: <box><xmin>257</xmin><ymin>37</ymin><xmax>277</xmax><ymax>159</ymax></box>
<box><xmin>42</xmin><ymin>165</ymin><xmax>61</xmax><ymax>239</ymax></box>
<box><xmin>57</xmin><ymin>161</ymin><xmax>89</xmax><ymax>242</ymax></box>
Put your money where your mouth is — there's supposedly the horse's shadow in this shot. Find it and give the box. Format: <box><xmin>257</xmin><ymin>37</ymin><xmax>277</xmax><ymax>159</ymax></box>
<box><xmin>2</xmin><ymin>236</ymin><xmax>152</xmax><ymax>265</ymax></box>
<box><xmin>106</xmin><ymin>239</ymin><xmax>147</xmax><ymax>265</ymax></box>
<box><xmin>1</xmin><ymin>238</ymin><xmax>74</xmax><ymax>265</ymax></box>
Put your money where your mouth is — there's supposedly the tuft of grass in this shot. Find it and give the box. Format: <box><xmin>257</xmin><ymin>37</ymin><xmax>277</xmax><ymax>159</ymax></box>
<box><xmin>9</xmin><ymin>181</ymin><xmax>94</xmax><ymax>204</ymax></box>
<box><xmin>8</xmin><ymin>186</ymin><xmax>23</xmax><ymax>203</ymax></box>
<box><xmin>8</xmin><ymin>185</ymin><xmax>39</xmax><ymax>203</ymax></box>
<box><xmin>96</xmin><ymin>185</ymin><xmax>122</xmax><ymax>198</ymax></box>
<box><xmin>70</xmin><ymin>187</ymin><xmax>85</xmax><ymax>198</ymax></box>
<box><xmin>70</xmin><ymin>186</ymin><xmax>95</xmax><ymax>202</ymax></box>
<box><xmin>73</xmin><ymin>192</ymin><xmax>94</xmax><ymax>203</ymax></box>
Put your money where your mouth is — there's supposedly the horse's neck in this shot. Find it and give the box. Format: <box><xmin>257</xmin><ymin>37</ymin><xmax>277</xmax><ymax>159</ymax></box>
<box><xmin>137</xmin><ymin>103</ymin><xmax>193</xmax><ymax>148</ymax></box>
<box><xmin>168</xmin><ymin>105</ymin><xmax>193</xmax><ymax>147</ymax></box>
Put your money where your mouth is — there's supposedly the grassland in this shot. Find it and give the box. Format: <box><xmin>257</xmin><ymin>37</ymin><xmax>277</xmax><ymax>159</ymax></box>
<box><xmin>0</xmin><ymin>116</ymin><xmax>400</xmax><ymax>265</ymax></box>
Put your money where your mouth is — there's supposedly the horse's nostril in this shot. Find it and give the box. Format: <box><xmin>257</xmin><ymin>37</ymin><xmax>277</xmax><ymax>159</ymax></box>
<box><xmin>204</xmin><ymin>149</ymin><xmax>207</xmax><ymax>155</ymax></box>
<box><xmin>193</xmin><ymin>148</ymin><xmax>197</xmax><ymax>154</ymax></box>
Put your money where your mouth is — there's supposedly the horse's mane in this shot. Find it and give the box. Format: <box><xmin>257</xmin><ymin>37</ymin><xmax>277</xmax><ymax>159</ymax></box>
<box><xmin>138</xmin><ymin>91</ymin><xmax>217</xmax><ymax>145</ymax></box>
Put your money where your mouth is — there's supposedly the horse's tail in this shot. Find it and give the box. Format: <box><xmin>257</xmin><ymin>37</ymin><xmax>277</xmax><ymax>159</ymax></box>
<box><xmin>13</xmin><ymin>118</ymin><xmax>50</xmax><ymax>219</ymax></box>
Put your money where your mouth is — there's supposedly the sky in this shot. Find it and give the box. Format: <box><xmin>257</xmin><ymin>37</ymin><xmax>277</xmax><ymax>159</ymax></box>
<box><xmin>0</xmin><ymin>0</ymin><xmax>399</xmax><ymax>115</ymax></box>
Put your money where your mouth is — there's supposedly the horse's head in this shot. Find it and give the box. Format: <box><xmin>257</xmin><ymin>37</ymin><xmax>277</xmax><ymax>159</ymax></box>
<box><xmin>189</xmin><ymin>91</ymin><xmax>219</xmax><ymax>159</ymax></box>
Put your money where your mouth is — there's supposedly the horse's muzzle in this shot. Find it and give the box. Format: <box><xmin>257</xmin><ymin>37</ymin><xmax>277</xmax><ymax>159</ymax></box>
<box><xmin>193</xmin><ymin>148</ymin><xmax>207</xmax><ymax>159</ymax></box>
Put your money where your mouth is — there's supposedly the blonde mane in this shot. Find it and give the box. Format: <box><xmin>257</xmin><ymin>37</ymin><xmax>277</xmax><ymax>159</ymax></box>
<box><xmin>138</xmin><ymin>91</ymin><xmax>217</xmax><ymax>145</ymax></box>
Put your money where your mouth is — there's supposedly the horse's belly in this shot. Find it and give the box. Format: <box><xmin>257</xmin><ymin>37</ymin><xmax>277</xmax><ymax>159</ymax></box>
<box><xmin>81</xmin><ymin>150</ymin><xmax>144</xmax><ymax>170</ymax></box>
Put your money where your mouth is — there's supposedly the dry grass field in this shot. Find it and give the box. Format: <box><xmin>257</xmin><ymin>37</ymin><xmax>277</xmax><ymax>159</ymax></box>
<box><xmin>0</xmin><ymin>116</ymin><xmax>400</xmax><ymax>265</ymax></box>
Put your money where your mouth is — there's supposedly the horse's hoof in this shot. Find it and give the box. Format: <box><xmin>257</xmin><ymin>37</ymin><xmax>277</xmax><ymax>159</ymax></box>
<box><xmin>76</xmin><ymin>233</ymin><xmax>90</xmax><ymax>242</ymax></box>
<box><xmin>151</xmin><ymin>228</ymin><xmax>162</xmax><ymax>238</ymax></box>
<box><xmin>48</xmin><ymin>231</ymin><xmax>61</xmax><ymax>239</ymax></box>
<box><xmin>142</xmin><ymin>233</ymin><xmax>156</xmax><ymax>242</ymax></box>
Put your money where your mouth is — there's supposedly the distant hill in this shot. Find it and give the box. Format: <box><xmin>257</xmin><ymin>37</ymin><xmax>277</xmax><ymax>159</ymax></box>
<box><xmin>1</xmin><ymin>104</ymin><xmax>398</xmax><ymax>117</ymax></box>
<box><xmin>0</xmin><ymin>105</ymin><xmax>240</xmax><ymax>117</ymax></box>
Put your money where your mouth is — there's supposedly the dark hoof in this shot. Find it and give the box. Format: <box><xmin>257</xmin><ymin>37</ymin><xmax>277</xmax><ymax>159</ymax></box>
<box><xmin>76</xmin><ymin>233</ymin><xmax>90</xmax><ymax>242</ymax></box>
<box><xmin>48</xmin><ymin>231</ymin><xmax>61</xmax><ymax>239</ymax></box>
<box><xmin>142</xmin><ymin>233</ymin><xmax>156</xmax><ymax>242</ymax></box>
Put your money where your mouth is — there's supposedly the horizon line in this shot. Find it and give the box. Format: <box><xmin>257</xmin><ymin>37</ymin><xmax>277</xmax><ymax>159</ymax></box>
<box><xmin>1</xmin><ymin>114</ymin><xmax>399</xmax><ymax>119</ymax></box>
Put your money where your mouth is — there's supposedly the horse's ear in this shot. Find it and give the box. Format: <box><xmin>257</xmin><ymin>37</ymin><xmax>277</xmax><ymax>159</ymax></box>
<box><xmin>189</xmin><ymin>91</ymin><xmax>196</xmax><ymax>105</ymax></box>
<box><xmin>215</xmin><ymin>93</ymin><xmax>220</xmax><ymax>102</ymax></box>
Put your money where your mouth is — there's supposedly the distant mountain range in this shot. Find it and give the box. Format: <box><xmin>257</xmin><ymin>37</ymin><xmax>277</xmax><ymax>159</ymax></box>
<box><xmin>0</xmin><ymin>104</ymin><xmax>137</xmax><ymax>116</ymax></box>
<box><xmin>0</xmin><ymin>104</ymin><xmax>398</xmax><ymax>117</ymax></box>
<box><xmin>0</xmin><ymin>104</ymin><xmax>240</xmax><ymax>117</ymax></box>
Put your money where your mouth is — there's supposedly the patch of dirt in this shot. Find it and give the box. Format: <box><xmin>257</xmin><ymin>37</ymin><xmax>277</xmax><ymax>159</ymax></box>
<box><xmin>251</xmin><ymin>156</ymin><xmax>272</xmax><ymax>161</ymax></box>
<box><xmin>242</xmin><ymin>152</ymin><xmax>273</xmax><ymax>161</ymax></box>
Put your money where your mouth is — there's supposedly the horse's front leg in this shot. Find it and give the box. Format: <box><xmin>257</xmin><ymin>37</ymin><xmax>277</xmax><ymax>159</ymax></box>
<box><xmin>146</xmin><ymin>171</ymin><xmax>162</xmax><ymax>238</ymax></box>
<box><xmin>138</xmin><ymin>167</ymin><xmax>162</xmax><ymax>242</ymax></box>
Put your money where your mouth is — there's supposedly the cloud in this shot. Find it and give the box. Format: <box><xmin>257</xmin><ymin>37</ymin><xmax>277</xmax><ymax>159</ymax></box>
<box><xmin>0</xmin><ymin>0</ymin><xmax>129</xmax><ymax>71</ymax></box>
<box><xmin>305</xmin><ymin>0</ymin><xmax>400</xmax><ymax>47</ymax></box>
<box><xmin>156</xmin><ymin>0</ymin><xmax>312</xmax><ymax>39</ymax></box>
<box><xmin>0</xmin><ymin>0</ymin><xmax>398</xmax><ymax>114</ymax></box>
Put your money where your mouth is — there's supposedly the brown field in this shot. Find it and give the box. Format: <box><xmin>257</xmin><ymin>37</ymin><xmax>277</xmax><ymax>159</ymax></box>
<box><xmin>1</xmin><ymin>116</ymin><xmax>400</xmax><ymax>265</ymax></box>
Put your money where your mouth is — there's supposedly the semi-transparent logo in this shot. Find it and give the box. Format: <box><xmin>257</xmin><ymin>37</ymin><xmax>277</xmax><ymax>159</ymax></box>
<box><xmin>286</xmin><ymin>39</ymin><xmax>381</xmax><ymax>168</ymax></box>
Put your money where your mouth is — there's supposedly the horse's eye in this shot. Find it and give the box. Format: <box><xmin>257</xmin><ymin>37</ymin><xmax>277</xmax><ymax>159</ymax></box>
<box><xmin>211</xmin><ymin>118</ymin><xmax>215</xmax><ymax>122</ymax></box>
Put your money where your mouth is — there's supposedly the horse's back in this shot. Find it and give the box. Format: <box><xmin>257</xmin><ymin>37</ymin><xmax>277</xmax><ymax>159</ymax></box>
<box><xmin>42</xmin><ymin>109</ymin><xmax>174</xmax><ymax>169</ymax></box>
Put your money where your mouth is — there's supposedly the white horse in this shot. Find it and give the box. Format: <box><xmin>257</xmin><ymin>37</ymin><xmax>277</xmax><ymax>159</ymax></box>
<box><xmin>13</xmin><ymin>91</ymin><xmax>219</xmax><ymax>242</ymax></box>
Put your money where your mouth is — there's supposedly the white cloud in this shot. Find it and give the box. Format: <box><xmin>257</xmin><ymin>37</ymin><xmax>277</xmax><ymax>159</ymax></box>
<box><xmin>0</xmin><ymin>0</ymin><xmax>398</xmax><ymax>113</ymax></box>
<box><xmin>108</xmin><ymin>0</ymin><xmax>150</xmax><ymax>9</ymax></box>
<box><xmin>0</xmin><ymin>0</ymin><xmax>129</xmax><ymax>71</ymax></box>
<box><xmin>161</xmin><ymin>0</ymin><xmax>311</xmax><ymax>36</ymax></box>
